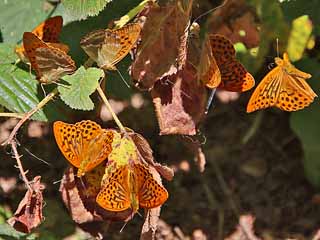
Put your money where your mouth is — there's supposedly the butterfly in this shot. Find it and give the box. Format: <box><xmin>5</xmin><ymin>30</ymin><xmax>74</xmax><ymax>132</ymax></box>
<box><xmin>208</xmin><ymin>34</ymin><xmax>255</xmax><ymax>92</ymax></box>
<box><xmin>96</xmin><ymin>162</ymin><xmax>168</xmax><ymax>213</ymax></box>
<box><xmin>247</xmin><ymin>53</ymin><xmax>317</xmax><ymax>112</ymax></box>
<box><xmin>15</xmin><ymin>16</ymin><xmax>68</xmax><ymax>63</ymax></box>
<box><xmin>23</xmin><ymin>32</ymin><xmax>76</xmax><ymax>84</ymax></box>
<box><xmin>53</xmin><ymin>120</ymin><xmax>115</xmax><ymax>177</ymax></box>
<box><xmin>80</xmin><ymin>23</ymin><xmax>141</xmax><ymax>70</ymax></box>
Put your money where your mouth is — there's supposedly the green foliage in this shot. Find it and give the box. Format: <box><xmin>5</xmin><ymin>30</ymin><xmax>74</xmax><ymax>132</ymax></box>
<box><xmin>0</xmin><ymin>64</ymin><xmax>52</xmax><ymax>121</ymax></box>
<box><xmin>0</xmin><ymin>0</ymin><xmax>51</xmax><ymax>43</ymax></box>
<box><xmin>0</xmin><ymin>223</ymin><xmax>36</xmax><ymax>240</ymax></box>
<box><xmin>58</xmin><ymin>67</ymin><xmax>104</xmax><ymax>110</ymax></box>
<box><xmin>62</xmin><ymin>0</ymin><xmax>112</xmax><ymax>20</ymax></box>
<box><xmin>291</xmin><ymin>57</ymin><xmax>320</xmax><ymax>188</ymax></box>
<box><xmin>287</xmin><ymin>15</ymin><xmax>313</xmax><ymax>62</ymax></box>
<box><xmin>0</xmin><ymin>43</ymin><xmax>17</xmax><ymax>64</ymax></box>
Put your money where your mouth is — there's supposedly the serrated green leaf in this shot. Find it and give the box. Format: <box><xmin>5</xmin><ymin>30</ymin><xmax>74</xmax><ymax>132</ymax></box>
<box><xmin>290</xmin><ymin>57</ymin><xmax>320</xmax><ymax>188</ymax></box>
<box><xmin>0</xmin><ymin>223</ymin><xmax>27</xmax><ymax>238</ymax></box>
<box><xmin>62</xmin><ymin>0</ymin><xmax>112</xmax><ymax>20</ymax></box>
<box><xmin>58</xmin><ymin>67</ymin><xmax>104</xmax><ymax>110</ymax></box>
<box><xmin>287</xmin><ymin>15</ymin><xmax>313</xmax><ymax>62</ymax></box>
<box><xmin>0</xmin><ymin>0</ymin><xmax>51</xmax><ymax>43</ymax></box>
<box><xmin>0</xmin><ymin>43</ymin><xmax>17</xmax><ymax>64</ymax></box>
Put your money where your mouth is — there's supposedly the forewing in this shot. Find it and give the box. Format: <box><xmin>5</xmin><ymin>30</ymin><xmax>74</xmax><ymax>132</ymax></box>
<box><xmin>219</xmin><ymin>60</ymin><xmax>255</xmax><ymax>92</ymax></box>
<box><xmin>23</xmin><ymin>32</ymin><xmax>48</xmax><ymax>77</ymax></box>
<box><xmin>134</xmin><ymin>164</ymin><xmax>168</xmax><ymax>209</ymax></box>
<box><xmin>96</xmin><ymin>166</ymin><xmax>131</xmax><ymax>211</ymax></box>
<box><xmin>209</xmin><ymin>34</ymin><xmax>236</xmax><ymax>65</ymax></box>
<box><xmin>35</xmin><ymin>47</ymin><xmax>76</xmax><ymax>83</ymax></box>
<box><xmin>32</xmin><ymin>16</ymin><xmax>63</xmax><ymax>42</ymax></box>
<box><xmin>53</xmin><ymin>121</ymin><xmax>83</xmax><ymax>168</ymax></box>
<box><xmin>247</xmin><ymin>67</ymin><xmax>283</xmax><ymax>113</ymax></box>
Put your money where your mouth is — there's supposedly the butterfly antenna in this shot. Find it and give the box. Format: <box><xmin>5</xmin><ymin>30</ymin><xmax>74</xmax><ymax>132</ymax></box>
<box><xmin>191</xmin><ymin>0</ymin><xmax>228</xmax><ymax>26</ymax></box>
<box><xmin>115</xmin><ymin>67</ymin><xmax>131</xmax><ymax>88</ymax></box>
<box><xmin>205</xmin><ymin>88</ymin><xmax>217</xmax><ymax>114</ymax></box>
<box><xmin>276</xmin><ymin>38</ymin><xmax>279</xmax><ymax>57</ymax></box>
<box><xmin>53</xmin><ymin>179</ymin><xmax>62</xmax><ymax>184</ymax></box>
<box><xmin>120</xmin><ymin>221</ymin><xmax>129</xmax><ymax>233</ymax></box>
<box><xmin>22</xmin><ymin>146</ymin><xmax>51</xmax><ymax>166</ymax></box>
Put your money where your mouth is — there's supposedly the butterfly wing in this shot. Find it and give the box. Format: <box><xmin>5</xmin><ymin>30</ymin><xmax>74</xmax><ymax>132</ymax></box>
<box><xmin>275</xmin><ymin>73</ymin><xmax>317</xmax><ymax>111</ymax></box>
<box><xmin>23</xmin><ymin>32</ymin><xmax>48</xmax><ymax>77</ymax></box>
<box><xmin>47</xmin><ymin>43</ymin><xmax>69</xmax><ymax>53</ymax></box>
<box><xmin>209</xmin><ymin>34</ymin><xmax>236</xmax><ymax>64</ymax></box>
<box><xmin>80</xmin><ymin>29</ymin><xmax>106</xmax><ymax>66</ymax></box>
<box><xmin>96</xmin><ymin>166</ymin><xmax>131</xmax><ymax>211</ymax></box>
<box><xmin>246</xmin><ymin>66</ymin><xmax>283</xmax><ymax>113</ymax></box>
<box><xmin>198</xmin><ymin>37</ymin><xmax>221</xmax><ymax>89</ymax></box>
<box><xmin>53</xmin><ymin>121</ymin><xmax>83</xmax><ymax>168</ymax></box>
<box><xmin>35</xmin><ymin>46</ymin><xmax>76</xmax><ymax>84</ymax></box>
<box><xmin>32</xmin><ymin>16</ymin><xmax>63</xmax><ymax>43</ymax></box>
<box><xmin>134</xmin><ymin>163</ymin><xmax>168</xmax><ymax>209</ymax></box>
<box><xmin>75</xmin><ymin>121</ymin><xmax>114</xmax><ymax>177</ymax></box>
<box><xmin>219</xmin><ymin>60</ymin><xmax>255</xmax><ymax>92</ymax></box>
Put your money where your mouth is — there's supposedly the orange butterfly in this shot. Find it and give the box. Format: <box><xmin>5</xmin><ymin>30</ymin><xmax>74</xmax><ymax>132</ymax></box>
<box><xmin>96</xmin><ymin>162</ymin><xmax>168</xmax><ymax>213</ymax></box>
<box><xmin>23</xmin><ymin>32</ymin><xmax>76</xmax><ymax>84</ymax></box>
<box><xmin>247</xmin><ymin>53</ymin><xmax>317</xmax><ymax>112</ymax></box>
<box><xmin>15</xmin><ymin>16</ymin><xmax>67</xmax><ymax>63</ymax></box>
<box><xmin>207</xmin><ymin>34</ymin><xmax>255</xmax><ymax>92</ymax></box>
<box><xmin>80</xmin><ymin>23</ymin><xmax>141</xmax><ymax>70</ymax></box>
<box><xmin>53</xmin><ymin>120</ymin><xmax>115</xmax><ymax>177</ymax></box>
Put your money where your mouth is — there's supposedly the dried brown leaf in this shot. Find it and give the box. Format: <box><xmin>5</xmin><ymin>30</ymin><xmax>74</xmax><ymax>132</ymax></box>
<box><xmin>225</xmin><ymin>215</ymin><xmax>261</xmax><ymax>240</ymax></box>
<box><xmin>131</xmin><ymin>0</ymin><xmax>191</xmax><ymax>90</ymax></box>
<box><xmin>7</xmin><ymin>176</ymin><xmax>45</xmax><ymax>233</ymax></box>
<box><xmin>194</xmin><ymin>146</ymin><xmax>206</xmax><ymax>173</ymax></box>
<box><xmin>207</xmin><ymin>0</ymin><xmax>259</xmax><ymax>48</ymax></box>
<box><xmin>151</xmin><ymin>63</ymin><xmax>206</xmax><ymax>135</ymax></box>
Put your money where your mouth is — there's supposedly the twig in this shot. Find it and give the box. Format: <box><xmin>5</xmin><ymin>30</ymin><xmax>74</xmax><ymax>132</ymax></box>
<box><xmin>2</xmin><ymin>88</ymin><xmax>58</xmax><ymax>146</ymax></box>
<box><xmin>0</xmin><ymin>112</ymin><xmax>25</xmax><ymax>119</ymax></box>
<box><xmin>242</xmin><ymin>111</ymin><xmax>263</xmax><ymax>144</ymax></box>
<box><xmin>11</xmin><ymin>140</ymin><xmax>32</xmax><ymax>191</ymax></box>
<box><xmin>96</xmin><ymin>85</ymin><xmax>126</xmax><ymax>133</ymax></box>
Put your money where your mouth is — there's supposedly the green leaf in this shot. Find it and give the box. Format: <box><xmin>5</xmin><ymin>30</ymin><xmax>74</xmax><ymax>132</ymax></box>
<box><xmin>291</xmin><ymin>57</ymin><xmax>320</xmax><ymax>188</ymax></box>
<box><xmin>287</xmin><ymin>15</ymin><xmax>313</xmax><ymax>62</ymax></box>
<box><xmin>0</xmin><ymin>0</ymin><xmax>51</xmax><ymax>43</ymax></box>
<box><xmin>0</xmin><ymin>223</ymin><xmax>27</xmax><ymax>239</ymax></box>
<box><xmin>58</xmin><ymin>67</ymin><xmax>104</xmax><ymax>110</ymax></box>
<box><xmin>0</xmin><ymin>43</ymin><xmax>17</xmax><ymax>64</ymax></box>
<box><xmin>62</xmin><ymin>0</ymin><xmax>112</xmax><ymax>20</ymax></box>
<box><xmin>0</xmin><ymin>64</ymin><xmax>48</xmax><ymax>121</ymax></box>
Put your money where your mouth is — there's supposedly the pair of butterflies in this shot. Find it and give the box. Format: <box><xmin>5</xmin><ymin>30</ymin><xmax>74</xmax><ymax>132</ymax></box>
<box><xmin>53</xmin><ymin>120</ymin><xmax>168</xmax><ymax>213</ymax></box>
<box><xmin>200</xmin><ymin>34</ymin><xmax>316</xmax><ymax>112</ymax></box>
<box><xmin>18</xmin><ymin>16</ymin><xmax>141</xmax><ymax>84</ymax></box>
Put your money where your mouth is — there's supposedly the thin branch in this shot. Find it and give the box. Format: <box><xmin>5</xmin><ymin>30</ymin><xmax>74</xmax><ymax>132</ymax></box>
<box><xmin>2</xmin><ymin>88</ymin><xmax>58</xmax><ymax>146</ymax></box>
<box><xmin>0</xmin><ymin>112</ymin><xmax>25</xmax><ymax>119</ymax></box>
<box><xmin>96</xmin><ymin>85</ymin><xmax>126</xmax><ymax>133</ymax></box>
<box><xmin>11</xmin><ymin>140</ymin><xmax>32</xmax><ymax>191</ymax></box>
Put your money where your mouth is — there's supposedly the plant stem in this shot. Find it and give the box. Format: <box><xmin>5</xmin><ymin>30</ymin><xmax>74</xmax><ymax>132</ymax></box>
<box><xmin>2</xmin><ymin>88</ymin><xmax>58</xmax><ymax>146</ymax></box>
<box><xmin>96</xmin><ymin>85</ymin><xmax>126</xmax><ymax>133</ymax></box>
<box><xmin>0</xmin><ymin>113</ymin><xmax>24</xmax><ymax>119</ymax></box>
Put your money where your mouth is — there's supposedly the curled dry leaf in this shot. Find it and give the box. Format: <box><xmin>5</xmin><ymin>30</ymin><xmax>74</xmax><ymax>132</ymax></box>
<box><xmin>140</xmin><ymin>206</ymin><xmax>161</xmax><ymax>240</ymax></box>
<box><xmin>131</xmin><ymin>0</ymin><xmax>191</xmax><ymax>90</ymax></box>
<box><xmin>225</xmin><ymin>215</ymin><xmax>261</xmax><ymax>240</ymax></box>
<box><xmin>151</xmin><ymin>62</ymin><xmax>206</xmax><ymax>135</ymax></box>
<box><xmin>207</xmin><ymin>0</ymin><xmax>259</xmax><ymax>48</ymax></box>
<box><xmin>130</xmin><ymin>132</ymin><xmax>174</xmax><ymax>181</ymax></box>
<box><xmin>7</xmin><ymin>176</ymin><xmax>45</xmax><ymax>233</ymax></box>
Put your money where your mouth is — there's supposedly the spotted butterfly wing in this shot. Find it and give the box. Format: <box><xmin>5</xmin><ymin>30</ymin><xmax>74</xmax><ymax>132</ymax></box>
<box><xmin>247</xmin><ymin>53</ymin><xmax>317</xmax><ymax>112</ymax></box>
<box><xmin>209</xmin><ymin>34</ymin><xmax>255</xmax><ymax>92</ymax></box>
<box><xmin>80</xmin><ymin>23</ymin><xmax>141</xmax><ymax>70</ymax></box>
<box><xmin>53</xmin><ymin>120</ymin><xmax>114</xmax><ymax>177</ymax></box>
<box><xmin>96</xmin><ymin>166</ymin><xmax>131</xmax><ymax>211</ymax></box>
<box><xmin>134</xmin><ymin>163</ymin><xmax>168</xmax><ymax>209</ymax></box>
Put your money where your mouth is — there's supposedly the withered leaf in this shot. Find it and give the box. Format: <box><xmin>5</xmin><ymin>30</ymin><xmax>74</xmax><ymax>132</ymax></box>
<box><xmin>7</xmin><ymin>176</ymin><xmax>45</xmax><ymax>233</ymax></box>
<box><xmin>131</xmin><ymin>0</ymin><xmax>191</xmax><ymax>90</ymax></box>
<box><xmin>225</xmin><ymin>215</ymin><xmax>261</xmax><ymax>240</ymax></box>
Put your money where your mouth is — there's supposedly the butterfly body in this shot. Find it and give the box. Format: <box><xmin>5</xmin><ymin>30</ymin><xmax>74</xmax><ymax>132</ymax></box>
<box><xmin>53</xmin><ymin>120</ymin><xmax>114</xmax><ymax>177</ymax></box>
<box><xmin>247</xmin><ymin>53</ymin><xmax>317</xmax><ymax>112</ymax></box>
<box><xmin>96</xmin><ymin>162</ymin><xmax>168</xmax><ymax>213</ymax></box>
<box><xmin>23</xmin><ymin>32</ymin><xmax>76</xmax><ymax>84</ymax></box>
<box><xmin>80</xmin><ymin>23</ymin><xmax>141</xmax><ymax>70</ymax></box>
